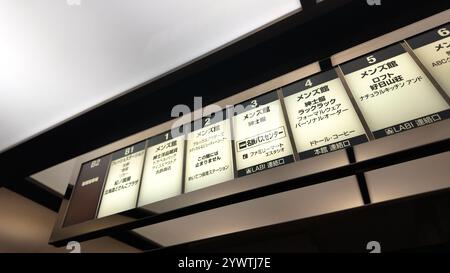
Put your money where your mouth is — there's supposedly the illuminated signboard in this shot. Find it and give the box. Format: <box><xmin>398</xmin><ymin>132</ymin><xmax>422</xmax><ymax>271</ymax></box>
<box><xmin>64</xmin><ymin>155</ymin><xmax>111</xmax><ymax>226</ymax></box>
<box><xmin>283</xmin><ymin>69</ymin><xmax>368</xmax><ymax>159</ymax></box>
<box><xmin>184</xmin><ymin>110</ymin><xmax>235</xmax><ymax>192</ymax></box>
<box><xmin>137</xmin><ymin>131</ymin><xmax>185</xmax><ymax>206</ymax></box>
<box><xmin>407</xmin><ymin>23</ymin><xmax>450</xmax><ymax>97</ymax></box>
<box><xmin>341</xmin><ymin>43</ymin><xmax>450</xmax><ymax>139</ymax></box>
<box><xmin>233</xmin><ymin>91</ymin><xmax>295</xmax><ymax>177</ymax></box>
<box><xmin>97</xmin><ymin>141</ymin><xmax>146</xmax><ymax>218</ymax></box>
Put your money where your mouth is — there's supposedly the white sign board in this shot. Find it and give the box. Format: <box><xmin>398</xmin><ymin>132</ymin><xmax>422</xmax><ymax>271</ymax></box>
<box><xmin>407</xmin><ymin>23</ymin><xmax>450</xmax><ymax>98</ymax></box>
<box><xmin>233</xmin><ymin>91</ymin><xmax>295</xmax><ymax>177</ymax></box>
<box><xmin>97</xmin><ymin>141</ymin><xmax>146</xmax><ymax>218</ymax></box>
<box><xmin>138</xmin><ymin>131</ymin><xmax>185</xmax><ymax>206</ymax></box>
<box><xmin>283</xmin><ymin>69</ymin><xmax>368</xmax><ymax>158</ymax></box>
<box><xmin>184</xmin><ymin>111</ymin><xmax>235</xmax><ymax>192</ymax></box>
<box><xmin>341</xmin><ymin>43</ymin><xmax>450</xmax><ymax>139</ymax></box>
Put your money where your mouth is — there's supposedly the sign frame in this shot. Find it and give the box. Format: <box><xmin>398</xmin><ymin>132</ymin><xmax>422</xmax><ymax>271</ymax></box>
<box><xmin>49</xmin><ymin>17</ymin><xmax>450</xmax><ymax>247</ymax></box>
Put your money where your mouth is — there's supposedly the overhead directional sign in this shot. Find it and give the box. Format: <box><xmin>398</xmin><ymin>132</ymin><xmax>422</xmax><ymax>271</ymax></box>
<box><xmin>97</xmin><ymin>141</ymin><xmax>146</xmax><ymax>218</ymax></box>
<box><xmin>138</xmin><ymin>130</ymin><xmax>185</xmax><ymax>206</ymax></box>
<box><xmin>184</xmin><ymin>110</ymin><xmax>235</xmax><ymax>192</ymax></box>
<box><xmin>233</xmin><ymin>91</ymin><xmax>295</xmax><ymax>177</ymax></box>
<box><xmin>283</xmin><ymin>69</ymin><xmax>368</xmax><ymax>159</ymax></box>
<box><xmin>341</xmin><ymin>43</ymin><xmax>450</xmax><ymax>139</ymax></box>
<box><xmin>407</xmin><ymin>23</ymin><xmax>450</xmax><ymax>97</ymax></box>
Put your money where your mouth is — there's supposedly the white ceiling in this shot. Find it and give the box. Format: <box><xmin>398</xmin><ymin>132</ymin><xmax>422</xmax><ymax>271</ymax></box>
<box><xmin>0</xmin><ymin>0</ymin><xmax>301</xmax><ymax>153</ymax></box>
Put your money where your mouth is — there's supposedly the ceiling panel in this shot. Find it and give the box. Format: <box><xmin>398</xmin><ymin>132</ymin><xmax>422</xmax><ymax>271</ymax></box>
<box><xmin>0</xmin><ymin>0</ymin><xmax>301</xmax><ymax>153</ymax></box>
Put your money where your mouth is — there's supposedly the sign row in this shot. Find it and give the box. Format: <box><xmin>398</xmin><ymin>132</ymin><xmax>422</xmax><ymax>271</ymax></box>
<box><xmin>64</xmin><ymin>23</ymin><xmax>450</xmax><ymax>226</ymax></box>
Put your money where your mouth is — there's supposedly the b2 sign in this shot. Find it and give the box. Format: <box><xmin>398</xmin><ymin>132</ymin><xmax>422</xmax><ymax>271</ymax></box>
<box><xmin>341</xmin><ymin>43</ymin><xmax>450</xmax><ymax>139</ymax></box>
<box><xmin>233</xmin><ymin>91</ymin><xmax>295</xmax><ymax>177</ymax></box>
<box><xmin>407</xmin><ymin>23</ymin><xmax>450</xmax><ymax>97</ymax></box>
<box><xmin>64</xmin><ymin>155</ymin><xmax>111</xmax><ymax>226</ymax></box>
<box><xmin>283</xmin><ymin>69</ymin><xmax>368</xmax><ymax>159</ymax></box>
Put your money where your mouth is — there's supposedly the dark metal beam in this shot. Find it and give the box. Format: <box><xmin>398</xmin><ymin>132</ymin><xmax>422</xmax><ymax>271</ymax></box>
<box><xmin>4</xmin><ymin>177</ymin><xmax>63</xmax><ymax>212</ymax></box>
<box><xmin>110</xmin><ymin>231</ymin><xmax>162</xmax><ymax>251</ymax></box>
<box><xmin>150</xmin><ymin>187</ymin><xmax>450</xmax><ymax>253</ymax></box>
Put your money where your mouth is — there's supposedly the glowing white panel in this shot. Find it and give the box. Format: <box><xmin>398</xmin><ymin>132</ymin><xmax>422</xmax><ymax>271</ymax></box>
<box><xmin>0</xmin><ymin>0</ymin><xmax>301</xmax><ymax>153</ymax></box>
<box><xmin>184</xmin><ymin>112</ymin><xmax>235</xmax><ymax>192</ymax></box>
<box><xmin>138</xmin><ymin>132</ymin><xmax>184</xmax><ymax>206</ymax></box>
<box><xmin>341</xmin><ymin>44</ymin><xmax>450</xmax><ymax>139</ymax></box>
<box><xmin>233</xmin><ymin>91</ymin><xmax>295</xmax><ymax>177</ymax></box>
<box><xmin>407</xmin><ymin>23</ymin><xmax>450</xmax><ymax>97</ymax></box>
<box><xmin>283</xmin><ymin>69</ymin><xmax>368</xmax><ymax>159</ymax></box>
<box><xmin>97</xmin><ymin>142</ymin><xmax>146</xmax><ymax>218</ymax></box>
